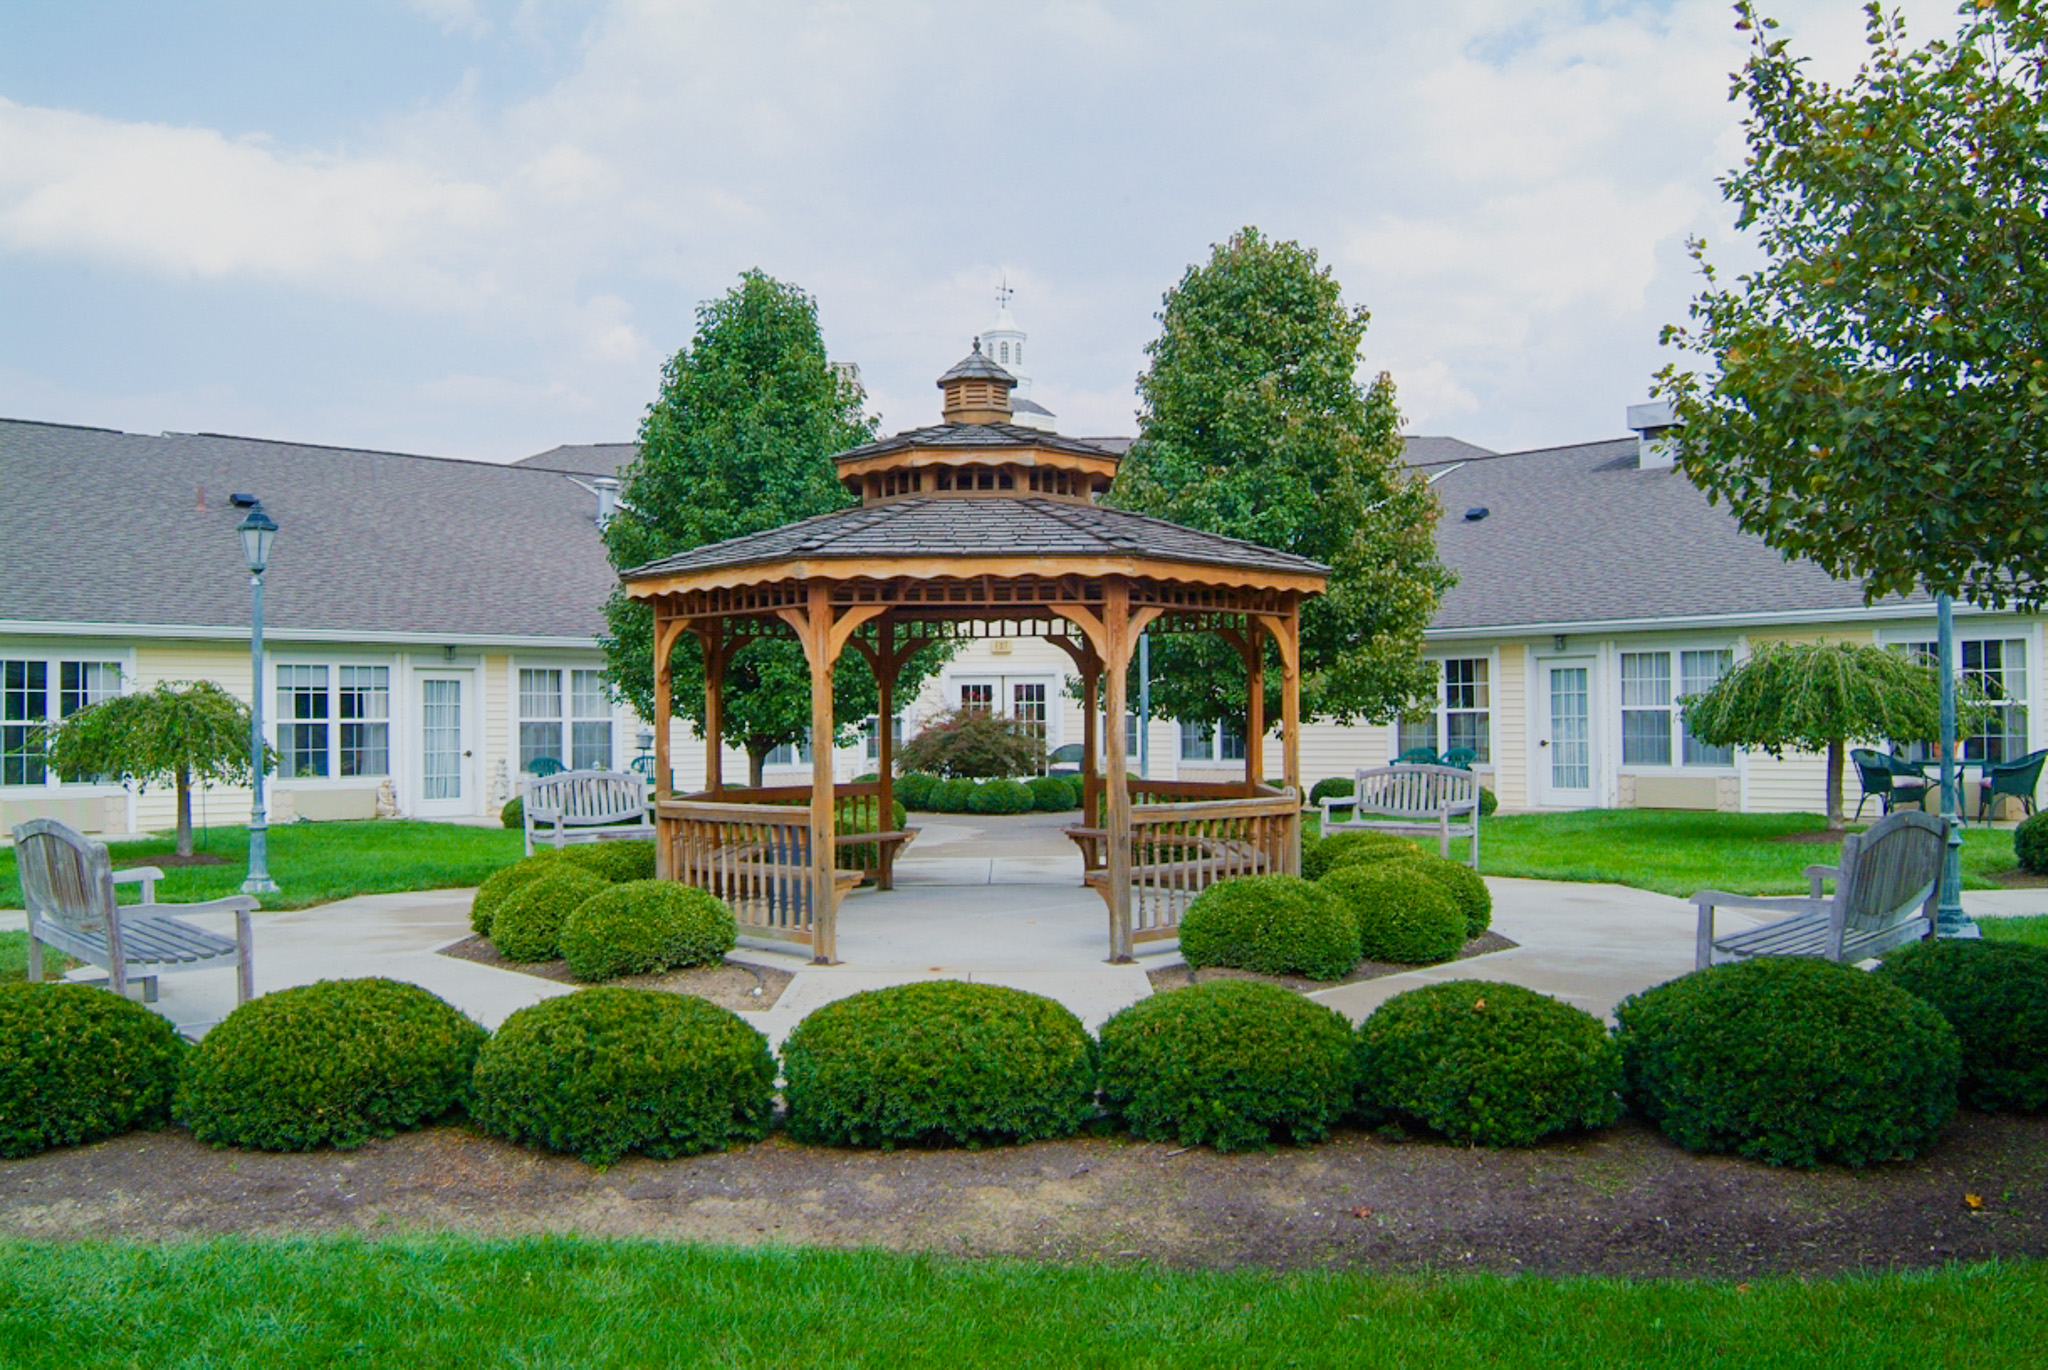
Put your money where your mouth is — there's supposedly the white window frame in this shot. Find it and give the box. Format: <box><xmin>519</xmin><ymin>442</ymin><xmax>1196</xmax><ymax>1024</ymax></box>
<box><xmin>515</xmin><ymin>663</ymin><xmax>617</xmax><ymax>774</ymax></box>
<box><xmin>1891</xmin><ymin>629</ymin><xmax>2033</xmax><ymax>764</ymax></box>
<box><xmin>1613</xmin><ymin>643</ymin><xmax>1738</xmax><ymax>773</ymax></box>
<box><xmin>1</xmin><ymin>649</ymin><xmax>128</xmax><ymax>789</ymax></box>
<box><xmin>1394</xmin><ymin>654</ymin><xmax>1494</xmax><ymax>764</ymax></box>
<box><xmin>271</xmin><ymin>657</ymin><xmax>395</xmax><ymax>785</ymax></box>
<box><xmin>1177</xmin><ymin>718</ymin><xmax>1246</xmax><ymax>764</ymax></box>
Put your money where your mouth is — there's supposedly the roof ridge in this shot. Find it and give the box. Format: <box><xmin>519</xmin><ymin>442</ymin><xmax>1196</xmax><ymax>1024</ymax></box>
<box><xmin>0</xmin><ymin>415</ymin><xmax>127</xmax><ymax>435</ymax></box>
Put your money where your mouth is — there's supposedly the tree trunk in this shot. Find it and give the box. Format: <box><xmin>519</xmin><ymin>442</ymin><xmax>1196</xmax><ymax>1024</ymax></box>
<box><xmin>747</xmin><ymin>743</ymin><xmax>768</xmax><ymax>789</ymax></box>
<box><xmin>1825</xmin><ymin>739</ymin><xmax>1846</xmax><ymax>831</ymax></box>
<box><xmin>175</xmin><ymin>764</ymin><xmax>194</xmax><ymax>857</ymax></box>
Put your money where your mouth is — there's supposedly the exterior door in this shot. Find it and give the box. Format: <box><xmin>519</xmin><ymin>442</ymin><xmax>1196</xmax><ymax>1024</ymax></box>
<box><xmin>1535</xmin><ymin>657</ymin><xmax>1597</xmax><ymax>807</ymax></box>
<box><xmin>415</xmin><ymin>671</ymin><xmax>474</xmax><ymax>817</ymax></box>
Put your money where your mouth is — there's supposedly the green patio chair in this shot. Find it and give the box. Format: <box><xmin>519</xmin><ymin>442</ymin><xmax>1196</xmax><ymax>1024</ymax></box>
<box><xmin>1850</xmin><ymin>748</ymin><xmax>1930</xmax><ymax>820</ymax></box>
<box><xmin>1396</xmin><ymin>746</ymin><xmax>1440</xmax><ymax>766</ymax></box>
<box><xmin>526</xmin><ymin>757</ymin><xmax>564</xmax><ymax>777</ymax></box>
<box><xmin>1441</xmin><ymin>747</ymin><xmax>1477</xmax><ymax>770</ymax></box>
<box><xmin>1978</xmin><ymin>747</ymin><xmax>2046</xmax><ymax>821</ymax></box>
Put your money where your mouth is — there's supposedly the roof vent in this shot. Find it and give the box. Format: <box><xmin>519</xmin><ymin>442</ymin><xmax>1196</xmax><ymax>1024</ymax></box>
<box><xmin>1463</xmin><ymin>507</ymin><xmax>1489</xmax><ymax>522</ymax></box>
<box><xmin>590</xmin><ymin>476</ymin><xmax>620</xmax><ymax>530</ymax></box>
<box><xmin>1626</xmin><ymin>401</ymin><xmax>1681</xmax><ymax>470</ymax></box>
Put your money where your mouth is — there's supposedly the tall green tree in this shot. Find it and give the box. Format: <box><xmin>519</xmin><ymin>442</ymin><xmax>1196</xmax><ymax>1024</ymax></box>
<box><xmin>602</xmin><ymin>271</ymin><xmax>944</xmax><ymax>785</ymax></box>
<box><xmin>41</xmin><ymin>680</ymin><xmax>270</xmax><ymax>857</ymax></box>
<box><xmin>1681</xmin><ymin>641</ymin><xmax>1961</xmax><ymax>829</ymax></box>
<box><xmin>1659</xmin><ymin>1</ymin><xmax>2048</xmax><ymax>607</ymax></box>
<box><xmin>1111</xmin><ymin>227</ymin><xmax>1452</xmax><ymax>734</ymax></box>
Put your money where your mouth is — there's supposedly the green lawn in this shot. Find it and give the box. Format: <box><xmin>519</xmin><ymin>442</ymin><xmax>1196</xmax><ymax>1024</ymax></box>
<box><xmin>0</xmin><ymin>820</ymin><xmax>523</xmax><ymax>912</ymax></box>
<box><xmin>0</xmin><ymin>1238</ymin><xmax>2037</xmax><ymax>1368</ymax></box>
<box><xmin>1983</xmin><ymin>914</ymin><xmax>2048</xmax><ymax>947</ymax></box>
<box><xmin>1473</xmin><ymin>809</ymin><xmax>2019</xmax><ymax>898</ymax></box>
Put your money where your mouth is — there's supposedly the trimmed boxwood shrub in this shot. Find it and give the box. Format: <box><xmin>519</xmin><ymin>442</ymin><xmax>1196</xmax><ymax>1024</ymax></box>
<box><xmin>472</xmin><ymin>988</ymin><xmax>775</xmax><ymax>1166</ymax></box>
<box><xmin>1097</xmin><ymin>981</ymin><xmax>1356</xmax><ymax>1151</ymax></box>
<box><xmin>1308</xmin><ymin>776</ymin><xmax>1355</xmax><ymax>806</ymax></box>
<box><xmin>559</xmin><ymin>880</ymin><xmax>739</xmax><ymax>983</ymax></box>
<box><xmin>968</xmin><ymin>777</ymin><xmax>1036</xmax><ymax>815</ymax></box>
<box><xmin>1319</xmin><ymin>863</ymin><xmax>1466</xmax><ymax>964</ymax></box>
<box><xmin>500</xmin><ymin>796</ymin><xmax>523</xmax><ymax>829</ymax></box>
<box><xmin>492</xmin><ymin>867</ymin><xmax>609</xmax><ymax>962</ymax></box>
<box><xmin>554</xmin><ymin>840</ymin><xmax>657</xmax><ymax>884</ymax></box>
<box><xmin>2014</xmin><ymin>811</ymin><xmax>2048</xmax><ymax>874</ymax></box>
<box><xmin>931</xmin><ymin>777</ymin><xmax>978</xmax><ymax>813</ymax></box>
<box><xmin>1479</xmin><ymin>786</ymin><xmax>1499</xmax><ymax>818</ymax></box>
<box><xmin>1302</xmin><ymin>830</ymin><xmax>1421</xmax><ymax>880</ymax></box>
<box><xmin>1877</xmin><ymin>938</ymin><xmax>2048</xmax><ymax>1113</ymax></box>
<box><xmin>1614</xmin><ymin>958</ymin><xmax>1960</xmax><ymax>1168</ymax></box>
<box><xmin>1027</xmin><ymin>774</ymin><xmax>1078</xmax><ymax>812</ymax></box>
<box><xmin>780</xmin><ymin>981</ymin><xmax>1095</xmax><ymax>1148</ymax></box>
<box><xmin>896</xmin><ymin>772</ymin><xmax>940</xmax><ymax>811</ymax></box>
<box><xmin>0</xmin><ymin>983</ymin><xmax>186</xmax><ymax>1158</ymax></box>
<box><xmin>175</xmin><ymin>978</ymin><xmax>486</xmax><ymax>1151</ymax></box>
<box><xmin>1178</xmin><ymin>875</ymin><xmax>1360</xmax><ymax>981</ymax></box>
<box><xmin>1354</xmin><ymin>981</ymin><xmax>1622</xmax><ymax>1147</ymax></box>
<box><xmin>469</xmin><ymin>851</ymin><xmax>565</xmax><ymax>936</ymax></box>
<box><xmin>1395</xmin><ymin>853</ymin><xmax>1492</xmax><ymax>939</ymax></box>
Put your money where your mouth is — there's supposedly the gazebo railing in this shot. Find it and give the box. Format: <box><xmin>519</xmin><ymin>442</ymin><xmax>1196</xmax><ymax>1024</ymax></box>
<box><xmin>658</xmin><ymin>798</ymin><xmax>823</xmax><ymax>949</ymax></box>
<box><xmin>1084</xmin><ymin>789</ymin><xmax>1301</xmax><ymax>955</ymax></box>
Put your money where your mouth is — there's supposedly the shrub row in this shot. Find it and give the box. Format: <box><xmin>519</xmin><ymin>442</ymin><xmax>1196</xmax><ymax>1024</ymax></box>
<box><xmin>9</xmin><ymin>937</ymin><xmax>2038</xmax><ymax>1166</ymax></box>
<box><xmin>473</xmin><ymin>845</ymin><xmax>736</xmax><ymax>980</ymax></box>
<box><xmin>899</xmin><ymin>772</ymin><xmax>1079</xmax><ymax>814</ymax></box>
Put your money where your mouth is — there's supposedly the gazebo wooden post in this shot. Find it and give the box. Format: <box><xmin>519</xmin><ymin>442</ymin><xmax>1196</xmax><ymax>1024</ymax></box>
<box><xmin>650</xmin><ymin>604</ymin><xmax>693</xmax><ymax>880</ymax></box>
<box><xmin>694</xmin><ymin>623</ymin><xmax>727</xmax><ymax>795</ymax></box>
<box><xmin>1255</xmin><ymin>598</ymin><xmax>1305</xmax><ymax>876</ymax></box>
<box><xmin>1081</xmin><ymin>662</ymin><xmax>1101</xmax><ymax>827</ymax></box>
<box><xmin>1243</xmin><ymin>618</ymin><xmax>1266</xmax><ymax>790</ymax></box>
<box><xmin>803</xmin><ymin>584</ymin><xmax>840</xmax><ymax>963</ymax></box>
<box><xmin>874</xmin><ymin>617</ymin><xmax>895</xmax><ymax>833</ymax></box>
<box><xmin>1101</xmin><ymin>583</ymin><xmax>1134</xmax><ymax>961</ymax></box>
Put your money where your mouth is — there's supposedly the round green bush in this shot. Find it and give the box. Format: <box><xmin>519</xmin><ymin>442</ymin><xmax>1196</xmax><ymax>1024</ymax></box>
<box><xmin>968</xmin><ymin>777</ymin><xmax>1035</xmax><ymax>815</ymax></box>
<box><xmin>0</xmin><ymin>983</ymin><xmax>186</xmax><ymax>1158</ymax></box>
<box><xmin>175</xmin><ymin>978</ymin><xmax>486</xmax><ymax>1151</ymax></box>
<box><xmin>492</xmin><ymin>867</ymin><xmax>610</xmax><ymax>962</ymax></box>
<box><xmin>1478</xmin><ymin>786</ymin><xmax>1499</xmax><ymax>818</ymax></box>
<box><xmin>1179</xmin><ymin>875</ymin><xmax>1360</xmax><ymax>981</ymax></box>
<box><xmin>1097</xmin><ymin>981</ymin><xmax>1356</xmax><ymax>1151</ymax></box>
<box><xmin>1308</xmin><ymin>776</ymin><xmax>1355</xmax><ymax>805</ymax></box>
<box><xmin>1027</xmin><ymin>774</ymin><xmax>1079</xmax><ymax>812</ymax></box>
<box><xmin>1614</xmin><ymin>958</ymin><xmax>1960</xmax><ymax>1168</ymax></box>
<box><xmin>472</xmin><ymin>988</ymin><xmax>775</xmax><ymax>1166</ymax></box>
<box><xmin>500</xmin><ymin>796</ymin><xmax>523</xmax><ymax>829</ymax></box>
<box><xmin>469</xmin><ymin>851</ymin><xmax>564</xmax><ymax>936</ymax></box>
<box><xmin>2014</xmin><ymin>811</ymin><xmax>2048</xmax><ymax>874</ymax></box>
<box><xmin>1354</xmin><ymin>981</ymin><xmax>1623</xmax><ymax>1147</ymax></box>
<box><xmin>1302</xmin><ymin>830</ymin><xmax>1421</xmax><ymax>880</ymax></box>
<box><xmin>1319</xmin><ymin>863</ymin><xmax>1467</xmax><ymax>964</ymax></box>
<box><xmin>1877</xmin><ymin>938</ymin><xmax>2048</xmax><ymax>1113</ymax></box>
<box><xmin>896</xmin><ymin>772</ymin><xmax>939</xmax><ymax>811</ymax></box>
<box><xmin>559</xmin><ymin>880</ymin><xmax>739</xmax><ymax>983</ymax></box>
<box><xmin>1394</xmin><ymin>853</ymin><xmax>1491</xmax><ymax>939</ymax></box>
<box><xmin>931</xmin><ymin>777</ymin><xmax>978</xmax><ymax>813</ymax></box>
<box><xmin>552</xmin><ymin>839</ymin><xmax>657</xmax><ymax>884</ymax></box>
<box><xmin>781</xmin><ymin>981</ymin><xmax>1095</xmax><ymax>1148</ymax></box>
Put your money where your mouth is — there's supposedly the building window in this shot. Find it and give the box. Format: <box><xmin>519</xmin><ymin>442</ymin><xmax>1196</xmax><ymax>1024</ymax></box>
<box><xmin>1400</xmin><ymin>658</ymin><xmax>1491</xmax><ymax>762</ymax></box>
<box><xmin>766</xmin><ymin>733</ymin><xmax>812</xmax><ymax>766</ymax></box>
<box><xmin>1012</xmin><ymin>682</ymin><xmax>1047</xmax><ymax>741</ymax></box>
<box><xmin>4</xmin><ymin>658</ymin><xmax>123</xmax><ymax>787</ymax></box>
<box><xmin>863</xmin><ymin>715</ymin><xmax>905</xmax><ymax>761</ymax></box>
<box><xmin>1622</xmin><ymin>649</ymin><xmax>1733</xmax><ymax>768</ymax></box>
<box><xmin>959</xmin><ymin>683</ymin><xmax>994</xmax><ymax>714</ymax></box>
<box><xmin>277</xmin><ymin>664</ymin><xmax>390</xmax><ymax>779</ymax></box>
<box><xmin>520</xmin><ymin>667</ymin><xmax>612</xmax><ymax>772</ymax></box>
<box><xmin>1905</xmin><ymin>637</ymin><xmax>2029</xmax><ymax>762</ymax></box>
<box><xmin>1178</xmin><ymin>719</ymin><xmax>1245</xmax><ymax>763</ymax></box>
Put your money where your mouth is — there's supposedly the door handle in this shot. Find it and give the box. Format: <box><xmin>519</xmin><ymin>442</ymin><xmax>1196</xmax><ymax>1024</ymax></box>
<box><xmin>463</xmin><ymin>750</ymin><xmax>473</xmax><ymax>757</ymax></box>
<box><xmin>1539</xmin><ymin>740</ymin><xmax>1549</xmax><ymax>747</ymax></box>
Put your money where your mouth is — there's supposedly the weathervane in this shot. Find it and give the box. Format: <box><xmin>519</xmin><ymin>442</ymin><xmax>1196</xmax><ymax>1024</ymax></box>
<box><xmin>997</xmin><ymin>276</ymin><xmax>1013</xmax><ymax>310</ymax></box>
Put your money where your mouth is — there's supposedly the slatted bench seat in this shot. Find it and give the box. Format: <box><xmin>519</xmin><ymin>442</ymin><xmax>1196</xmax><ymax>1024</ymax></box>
<box><xmin>1693</xmin><ymin>810</ymin><xmax>1946</xmax><ymax>968</ymax></box>
<box><xmin>834</xmin><ymin>828</ymin><xmax>918</xmax><ymax>890</ymax></box>
<box><xmin>524</xmin><ymin>768</ymin><xmax>653</xmax><ymax>856</ymax></box>
<box><xmin>1319</xmin><ymin>763</ymin><xmax>1480</xmax><ymax>868</ymax></box>
<box><xmin>12</xmin><ymin>817</ymin><xmax>256</xmax><ymax>1009</ymax></box>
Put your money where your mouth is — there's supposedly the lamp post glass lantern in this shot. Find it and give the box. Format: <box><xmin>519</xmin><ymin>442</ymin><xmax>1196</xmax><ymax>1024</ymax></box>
<box><xmin>237</xmin><ymin>503</ymin><xmax>281</xmax><ymax>895</ymax></box>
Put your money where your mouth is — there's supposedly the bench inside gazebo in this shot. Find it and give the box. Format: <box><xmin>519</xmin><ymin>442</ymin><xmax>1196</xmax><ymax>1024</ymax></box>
<box><xmin>622</xmin><ymin>343</ymin><xmax>1329</xmax><ymax>962</ymax></box>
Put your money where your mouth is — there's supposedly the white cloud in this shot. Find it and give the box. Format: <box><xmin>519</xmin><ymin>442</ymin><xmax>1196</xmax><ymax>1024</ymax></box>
<box><xmin>408</xmin><ymin>0</ymin><xmax>494</xmax><ymax>40</ymax></box>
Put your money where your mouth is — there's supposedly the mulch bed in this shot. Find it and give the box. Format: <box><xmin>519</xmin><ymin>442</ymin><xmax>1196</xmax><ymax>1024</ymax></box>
<box><xmin>437</xmin><ymin>935</ymin><xmax>792</xmax><ymax>1012</ymax></box>
<box><xmin>1987</xmin><ymin>868</ymin><xmax>2048</xmax><ymax>889</ymax></box>
<box><xmin>1144</xmin><ymin>931</ymin><xmax>1519</xmax><ymax>994</ymax></box>
<box><xmin>2</xmin><ymin>1112</ymin><xmax>2041</xmax><ymax>1277</ymax></box>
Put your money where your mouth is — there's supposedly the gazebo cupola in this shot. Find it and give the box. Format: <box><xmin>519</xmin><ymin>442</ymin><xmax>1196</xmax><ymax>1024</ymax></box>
<box><xmin>836</xmin><ymin>342</ymin><xmax>1121</xmax><ymax>504</ymax></box>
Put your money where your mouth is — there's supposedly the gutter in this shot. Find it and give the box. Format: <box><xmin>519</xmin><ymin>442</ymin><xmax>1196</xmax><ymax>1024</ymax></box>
<box><xmin>0</xmin><ymin>619</ymin><xmax>601</xmax><ymax>650</ymax></box>
<box><xmin>1421</xmin><ymin>599</ymin><xmax>1992</xmax><ymax>641</ymax></box>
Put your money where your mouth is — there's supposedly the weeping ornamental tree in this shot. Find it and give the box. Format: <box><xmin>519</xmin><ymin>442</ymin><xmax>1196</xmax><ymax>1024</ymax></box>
<box><xmin>1680</xmin><ymin>642</ymin><xmax>1948</xmax><ymax>830</ymax></box>
<box><xmin>1111</xmin><ymin>228</ymin><xmax>1452</xmax><ymax>735</ymax></box>
<box><xmin>601</xmin><ymin>270</ymin><xmax>947</xmax><ymax>785</ymax></box>
<box><xmin>40</xmin><ymin>681</ymin><xmax>268</xmax><ymax>858</ymax></box>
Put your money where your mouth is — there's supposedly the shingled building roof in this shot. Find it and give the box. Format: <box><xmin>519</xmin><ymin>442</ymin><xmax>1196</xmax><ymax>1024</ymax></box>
<box><xmin>623</xmin><ymin>496</ymin><xmax>1328</xmax><ymax>582</ymax></box>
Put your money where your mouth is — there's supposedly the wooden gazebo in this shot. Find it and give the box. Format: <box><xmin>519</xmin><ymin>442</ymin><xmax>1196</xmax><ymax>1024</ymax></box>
<box><xmin>622</xmin><ymin>344</ymin><xmax>1327</xmax><ymax>962</ymax></box>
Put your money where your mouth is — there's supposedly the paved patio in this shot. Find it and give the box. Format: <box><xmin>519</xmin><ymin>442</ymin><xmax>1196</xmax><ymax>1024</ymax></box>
<box><xmin>9</xmin><ymin>811</ymin><xmax>2044</xmax><ymax>1041</ymax></box>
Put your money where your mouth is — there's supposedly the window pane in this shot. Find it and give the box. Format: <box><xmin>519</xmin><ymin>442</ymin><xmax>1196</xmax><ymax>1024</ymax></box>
<box><xmin>1619</xmin><ymin>653</ymin><xmax>1670</xmax><ymax>707</ymax></box>
<box><xmin>571</xmin><ymin>720</ymin><xmax>612</xmax><ymax>771</ymax></box>
<box><xmin>1622</xmin><ymin>710</ymin><xmax>1672</xmax><ymax>766</ymax></box>
<box><xmin>1679</xmin><ymin>649</ymin><xmax>1735</xmax><ymax>766</ymax></box>
<box><xmin>1180</xmin><ymin>721</ymin><xmax>1213</xmax><ymax>761</ymax></box>
<box><xmin>1219</xmin><ymin>718</ymin><xmax>1245</xmax><ymax>762</ymax></box>
<box><xmin>1444</xmin><ymin>658</ymin><xmax>1489</xmax><ymax>710</ymax></box>
<box><xmin>2</xmin><ymin>660</ymin><xmax>48</xmax><ymax>786</ymax></box>
<box><xmin>1446</xmin><ymin>709</ymin><xmax>1489</xmax><ymax>762</ymax></box>
<box><xmin>1012</xmin><ymin>683</ymin><xmax>1047</xmax><ymax>740</ymax></box>
<box><xmin>337</xmin><ymin>666</ymin><xmax>389</xmax><ymax>777</ymax></box>
<box><xmin>519</xmin><ymin>669</ymin><xmax>562</xmax><ymax>720</ymax></box>
<box><xmin>1621</xmin><ymin>653</ymin><xmax>1673</xmax><ymax>765</ymax></box>
<box><xmin>276</xmin><ymin>664</ymin><xmax>329</xmax><ymax>778</ymax></box>
<box><xmin>1398</xmin><ymin>715</ymin><xmax>1436</xmax><ymax>756</ymax></box>
<box><xmin>59</xmin><ymin>661</ymin><xmax>120</xmax><ymax>718</ymax></box>
<box><xmin>959</xmin><ymin>684</ymin><xmax>993</xmax><ymax>714</ymax></box>
<box><xmin>570</xmin><ymin>670</ymin><xmax>610</xmax><ymax>720</ymax></box>
<box><xmin>519</xmin><ymin>722</ymin><xmax>563</xmax><ymax>771</ymax></box>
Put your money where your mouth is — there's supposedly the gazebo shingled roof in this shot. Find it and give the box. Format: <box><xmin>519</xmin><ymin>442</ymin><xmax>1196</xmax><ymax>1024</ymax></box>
<box><xmin>623</xmin><ymin>341</ymin><xmax>1330</xmax><ymax>964</ymax></box>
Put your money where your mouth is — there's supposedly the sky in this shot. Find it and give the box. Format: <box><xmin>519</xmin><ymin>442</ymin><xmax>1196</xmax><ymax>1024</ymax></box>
<box><xmin>0</xmin><ymin>0</ymin><xmax>1962</xmax><ymax>463</ymax></box>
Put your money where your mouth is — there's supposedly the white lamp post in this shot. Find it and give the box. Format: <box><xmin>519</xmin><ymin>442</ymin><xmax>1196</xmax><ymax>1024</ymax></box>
<box><xmin>237</xmin><ymin>502</ymin><xmax>281</xmax><ymax>896</ymax></box>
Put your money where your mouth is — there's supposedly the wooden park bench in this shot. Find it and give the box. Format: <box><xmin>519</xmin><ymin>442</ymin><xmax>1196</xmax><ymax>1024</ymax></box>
<box><xmin>524</xmin><ymin>768</ymin><xmax>654</xmax><ymax>856</ymax></box>
<box><xmin>833</xmin><ymin>828</ymin><xmax>918</xmax><ymax>890</ymax></box>
<box><xmin>12</xmin><ymin>817</ymin><xmax>256</xmax><ymax>1007</ymax></box>
<box><xmin>1319</xmin><ymin>763</ymin><xmax>1481</xmax><ymax>868</ymax></box>
<box><xmin>1692</xmin><ymin>809</ymin><xmax>1946</xmax><ymax>969</ymax></box>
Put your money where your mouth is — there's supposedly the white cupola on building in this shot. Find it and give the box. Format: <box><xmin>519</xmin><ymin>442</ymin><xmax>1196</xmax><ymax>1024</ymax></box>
<box><xmin>982</xmin><ymin>281</ymin><xmax>1055</xmax><ymax>431</ymax></box>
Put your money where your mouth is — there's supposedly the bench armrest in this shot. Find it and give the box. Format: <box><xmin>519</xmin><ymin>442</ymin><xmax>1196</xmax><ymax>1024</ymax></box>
<box><xmin>1802</xmin><ymin>863</ymin><xmax>1841</xmax><ymax>898</ymax></box>
<box><xmin>1693</xmin><ymin>889</ymin><xmax>1830</xmax><ymax>969</ymax></box>
<box><xmin>112</xmin><ymin>865</ymin><xmax>166</xmax><ymax>904</ymax></box>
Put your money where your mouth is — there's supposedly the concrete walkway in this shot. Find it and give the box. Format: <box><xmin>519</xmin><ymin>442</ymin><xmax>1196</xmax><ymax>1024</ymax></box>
<box><xmin>9</xmin><ymin>811</ymin><xmax>2045</xmax><ymax>1040</ymax></box>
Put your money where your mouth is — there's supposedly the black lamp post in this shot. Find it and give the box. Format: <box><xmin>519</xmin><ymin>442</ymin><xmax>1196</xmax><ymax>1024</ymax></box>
<box><xmin>237</xmin><ymin>502</ymin><xmax>281</xmax><ymax>896</ymax></box>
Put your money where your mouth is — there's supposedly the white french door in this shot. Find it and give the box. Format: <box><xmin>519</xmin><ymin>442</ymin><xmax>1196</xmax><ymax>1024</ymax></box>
<box><xmin>1535</xmin><ymin>657</ymin><xmax>1598</xmax><ymax>807</ymax></box>
<box><xmin>415</xmin><ymin>670</ymin><xmax>474</xmax><ymax>818</ymax></box>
